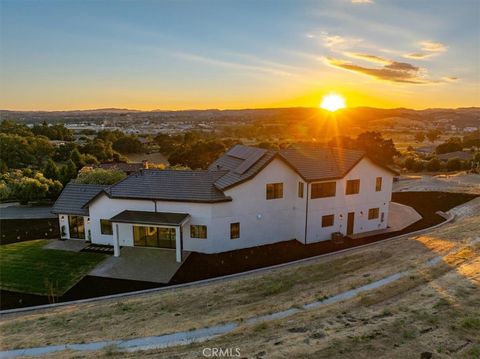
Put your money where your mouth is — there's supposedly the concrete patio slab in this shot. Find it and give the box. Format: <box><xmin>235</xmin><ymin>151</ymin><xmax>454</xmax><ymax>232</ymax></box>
<box><xmin>350</xmin><ymin>201</ymin><xmax>422</xmax><ymax>239</ymax></box>
<box><xmin>44</xmin><ymin>239</ymin><xmax>89</xmax><ymax>252</ymax></box>
<box><xmin>89</xmin><ymin>247</ymin><xmax>190</xmax><ymax>283</ymax></box>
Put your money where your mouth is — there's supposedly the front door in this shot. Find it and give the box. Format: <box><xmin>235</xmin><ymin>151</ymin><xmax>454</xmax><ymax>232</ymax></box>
<box><xmin>347</xmin><ymin>212</ymin><xmax>355</xmax><ymax>235</ymax></box>
<box><xmin>68</xmin><ymin>215</ymin><xmax>85</xmax><ymax>239</ymax></box>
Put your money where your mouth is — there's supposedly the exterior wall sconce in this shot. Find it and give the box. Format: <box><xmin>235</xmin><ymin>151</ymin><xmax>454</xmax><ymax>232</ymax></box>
<box><xmin>87</xmin><ymin>217</ymin><xmax>90</xmax><ymax>223</ymax></box>
<box><xmin>61</xmin><ymin>215</ymin><xmax>65</xmax><ymax>220</ymax></box>
<box><xmin>257</xmin><ymin>214</ymin><xmax>262</xmax><ymax>220</ymax></box>
<box><xmin>360</xmin><ymin>211</ymin><xmax>364</xmax><ymax>216</ymax></box>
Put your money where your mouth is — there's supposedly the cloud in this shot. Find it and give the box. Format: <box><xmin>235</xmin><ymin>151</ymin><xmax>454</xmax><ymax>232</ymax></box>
<box><xmin>320</xmin><ymin>32</ymin><xmax>363</xmax><ymax>50</ymax></box>
<box><xmin>351</xmin><ymin>0</ymin><xmax>374</xmax><ymax>3</ymax></box>
<box><xmin>442</xmin><ymin>76</ymin><xmax>458</xmax><ymax>82</ymax></box>
<box><xmin>324</xmin><ymin>56</ymin><xmax>433</xmax><ymax>84</ymax></box>
<box><xmin>403</xmin><ymin>53</ymin><xmax>433</xmax><ymax>60</ymax></box>
<box><xmin>344</xmin><ymin>52</ymin><xmax>391</xmax><ymax>64</ymax></box>
<box><xmin>420</xmin><ymin>41</ymin><xmax>448</xmax><ymax>53</ymax></box>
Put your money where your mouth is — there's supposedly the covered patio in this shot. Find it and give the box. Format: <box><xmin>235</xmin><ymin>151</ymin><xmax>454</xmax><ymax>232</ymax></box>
<box><xmin>109</xmin><ymin>210</ymin><xmax>190</xmax><ymax>263</ymax></box>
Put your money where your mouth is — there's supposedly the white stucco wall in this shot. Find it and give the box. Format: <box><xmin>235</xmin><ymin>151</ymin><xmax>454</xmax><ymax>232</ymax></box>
<box><xmin>305</xmin><ymin>157</ymin><xmax>393</xmax><ymax>243</ymax></box>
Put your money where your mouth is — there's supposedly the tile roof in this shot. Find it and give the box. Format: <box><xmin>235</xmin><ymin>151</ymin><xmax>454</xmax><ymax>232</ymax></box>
<box><xmin>278</xmin><ymin>146</ymin><xmax>366</xmax><ymax>181</ymax></box>
<box><xmin>208</xmin><ymin>145</ymin><xmax>276</xmax><ymax>190</ymax></box>
<box><xmin>106</xmin><ymin>169</ymin><xmax>231</xmax><ymax>203</ymax></box>
<box><xmin>110</xmin><ymin>210</ymin><xmax>190</xmax><ymax>226</ymax></box>
<box><xmin>51</xmin><ymin>183</ymin><xmax>109</xmax><ymax>216</ymax></box>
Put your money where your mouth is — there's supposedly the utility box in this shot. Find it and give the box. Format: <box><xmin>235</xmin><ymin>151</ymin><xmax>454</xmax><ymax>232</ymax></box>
<box><xmin>331</xmin><ymin>232</ymin><xmax>344</xmax><ymax>244</ymax></box>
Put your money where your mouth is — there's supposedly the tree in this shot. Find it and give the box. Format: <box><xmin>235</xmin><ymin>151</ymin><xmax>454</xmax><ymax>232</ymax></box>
<box><xmin>168</xmin><ymin>140</ymin><xmax>226</xmax><ymax>169</ymax></box>
<box><xmin>436</xmin><ymin>138</ymin><xmax>463</xmax><ymax>154</ymax></box>
<box><xmin>414</xmin><ymin>132</ymin><xmax>425</xmax><ymax>143</ymax></box>
<box><xmin>446</xmin><ymin>158</ymin><xmax>462</xmax><ymax>171</ymax></box>
<box><xmin>426</xmin><ymin>129</ymin><xmax>441</xmax><ymax>143</ymax></box>
<box><xmin>60</xmin><ymin>160</ymin><xmax>78</xmax><ymax>184</ymax></box>
<box><xmin>43</xmin><ymin>159</ymin><xmax>60</xmax><ymax>180</ymax></box>
<box><xmin>81</xmin><ymin>139</ymin><xmax>114</xmax><ymax>162</ymax></box>
<box><xmin>463</xmin><ymin>130</ymin><xmax>480</xmax><ymax>148</ymax></box>
<box><xmin>70</xmin><ymin>148</ymin><xmax>85</xmax><ymax>169</ymax></box>
<box><xmin>426</xmin><ymin>158</ymin><xmax>441</xmax><ymax>172</ymax></box>
<box><xmin>112</xmin><ymin>136</ymin><xmax>144</xmax><ymax>154</ymax></box>
<box><xmin>13</xmin><ymin>177</ymin><xmax>49</xmax><ymax>204</ymax></box>
<box><xmin>355</xmin><ymin>131</ymin><xmax>398</xmax><ymax>165</ymax></box>
<box><xmin>76</xmin><ymin>169</ymin><xmax>126</xmax><ymax>185</ymax></box>
<box><xmin>0</xmin><ymin>120</ymin><xmax>33</xmax><ymax>137</ymax></box>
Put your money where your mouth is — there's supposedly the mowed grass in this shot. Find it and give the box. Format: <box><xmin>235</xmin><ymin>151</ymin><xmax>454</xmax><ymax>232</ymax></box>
<box><xmin>0</xmin><ymin>240</ymin><xmax>106</xmax><ymax>296</ymax></box>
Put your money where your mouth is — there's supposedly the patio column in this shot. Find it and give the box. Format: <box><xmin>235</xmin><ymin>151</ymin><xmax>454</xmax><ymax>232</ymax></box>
<box><xmin>114</xmin><ymin>224</ymin><xmax>120</xmax><ymax>257</ymax></box>
<box><xmin>175</xmin><ymin>226</ymin><xmax>182</xmax><ymax>263</ymax></box>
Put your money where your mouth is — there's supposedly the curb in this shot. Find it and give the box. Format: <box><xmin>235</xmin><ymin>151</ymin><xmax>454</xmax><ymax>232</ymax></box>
<box><xmin>0</xmin><ymin>213</ymin><xmax>455</xmax><ymax>316</ymax></box>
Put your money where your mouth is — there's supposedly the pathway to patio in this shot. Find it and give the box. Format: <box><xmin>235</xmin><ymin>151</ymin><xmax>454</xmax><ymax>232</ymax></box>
<box><xmin>89</xmin><ymin>247</ymin><xmax>190</xmax><ymax>283</ymax></box>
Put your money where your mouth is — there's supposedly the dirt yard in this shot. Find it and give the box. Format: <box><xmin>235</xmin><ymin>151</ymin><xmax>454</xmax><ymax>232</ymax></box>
<box><xmin>1</xmin><ymin>203</ymin><xmax>478</xmax><ymax>358</ymax></box>
<box><xmin>394</xmin><ymin>172</ymin><xmax>480</xmax><ymax>195</ymax></box>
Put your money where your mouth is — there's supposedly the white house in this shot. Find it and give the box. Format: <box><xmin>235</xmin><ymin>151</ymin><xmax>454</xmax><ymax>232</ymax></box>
<box><xmin>52</xmin><ymin>145</ymin><xmax>397</xmax><ymax>262</ymax></box>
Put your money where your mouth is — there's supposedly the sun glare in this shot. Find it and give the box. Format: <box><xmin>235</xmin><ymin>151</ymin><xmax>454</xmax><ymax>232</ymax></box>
<box><xmin>320</xmin><ymin>94</ymin><xmax>346</xmax><ymax>112</ymax></box>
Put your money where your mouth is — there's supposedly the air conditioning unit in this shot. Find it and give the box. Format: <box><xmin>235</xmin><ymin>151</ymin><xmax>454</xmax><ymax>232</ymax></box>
<box><xmin>331</xmin><ymin>232</ymin><xmax>344</xmax><ymax>244</ymax></box>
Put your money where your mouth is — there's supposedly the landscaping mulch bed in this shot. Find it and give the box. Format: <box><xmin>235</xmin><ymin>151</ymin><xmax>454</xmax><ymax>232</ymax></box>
<box><xmin>0</xmin><ymin>218</ymin><xmax>59</xmax><ymax>245</ymax></box>
<box><xmin>170</xmin><ymin>191</ymin><xmax>477</xmax><ymax>284</ymax></box>
<box><xmin>0</xmin><ymin>277</ymin><xmax>162</xmax><ymax>310</ymax></box>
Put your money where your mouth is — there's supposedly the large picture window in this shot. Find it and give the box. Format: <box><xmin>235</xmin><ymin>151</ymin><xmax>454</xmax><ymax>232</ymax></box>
<box><xmin>346</xmin><ymin>179</ymin><xmax>360</xmax><ymax>195</ymax></box>
<box><xmin>133</xmin><ymin>226</ymin><xmax>176</xmax><ymax>248</ymax></box>
<box><xmin>266</xmin><ymin>183</ymin><xmax>283</xmax><ymax>200</ymax></box>
<box><xmin>100</xmin><ymin>219</ymin><xmax>113</xmax><ymax>235</ymax></box>
<box><xmin>190</xmin><ymin>225</ymin><xmax>207</xmax><ymax>239</ymax></box>
<box><xmin>230</xmin><ymin>222</ymin><xmax>240</xmax><ymax>239</ymax></box>
<box><xmin>311</xmin><ymin>182</ymin><xmax>336</xmax><ymax>199</ymax></box>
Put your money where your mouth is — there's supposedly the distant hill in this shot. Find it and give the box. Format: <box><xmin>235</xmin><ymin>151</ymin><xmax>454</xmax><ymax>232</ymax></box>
<box><xmin>1</xmin><ymin>106</ymin><xmax>478</xmax><ymax>129</ymax></box>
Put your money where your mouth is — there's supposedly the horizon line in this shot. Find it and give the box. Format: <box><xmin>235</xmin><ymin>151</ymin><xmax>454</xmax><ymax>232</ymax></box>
<box><xmin>1</xmin><ymin>105</ymin><xmax>479</xmax><ymax>113</ymax></box>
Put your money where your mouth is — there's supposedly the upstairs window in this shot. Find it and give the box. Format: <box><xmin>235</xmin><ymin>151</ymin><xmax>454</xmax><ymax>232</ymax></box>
<box><xmin>368</xmin><ymin>208</ymin><xmax>380</xmax><ymax>220</ymax></box>
<box><xmin>375</xmin><ymin>177</ymin><xmax>382</xmax><ymax>192</ymax></box>
<box><xmin>311</xmin><ymin>182</ymin><xmax>336</xmax><ymax>199</ymax></box>
<box><xmin>322</xmin><ymin>214</ymin><xmax>335</xmax><ymax>227</ymax></box>
<box><xmin>230</xmin><ymin>222</ymin><xmax>240</xmax><ymax>239</ymax></box>
<box><xmin>190</xmin><ymin>225</ymin><xmax>207</xmax><ymax>239</ymax></box>
<box><xmin>298</xmin><ymin>182</ymin><xmax>304</xmax><ymax>198</ymax></box>
<box><xmin>346</xmin><ymin>179</ymin><xmax>360</xmax><ymax>195</ymax></box>
<box><xmin>100</xmin><ymin>219</ymin><xmax>113</xmax><ymax>235</ymax></box>
<box><xmin>266</xmin><ymin>183</ymin><xmax>283</xmax><ymax>200</ymax></box>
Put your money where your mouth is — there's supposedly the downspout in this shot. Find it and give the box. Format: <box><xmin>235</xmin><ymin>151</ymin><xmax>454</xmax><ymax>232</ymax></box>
<box><xmin>304</xmin><ymin>182</ymin><xmax>309</xmax><ymax>245</ymax></box>
<box><xmin>153</xmin><ymin>200</ymin><xmax>157</xmax><ymax>212</ymax></box>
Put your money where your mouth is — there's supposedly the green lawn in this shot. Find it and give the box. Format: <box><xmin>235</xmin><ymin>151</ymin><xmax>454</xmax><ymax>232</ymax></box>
<box><xmin>0</xmin><ymin>240</ymin><xmax>106</xmax><ymax>296</ymax></box>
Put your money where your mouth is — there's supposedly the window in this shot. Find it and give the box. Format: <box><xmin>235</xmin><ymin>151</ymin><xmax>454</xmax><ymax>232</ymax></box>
<box><xmin>230</xmin><ymin>222</ymin><xmax>240</xmax><ymax>239</ymax></box>
<box><xmin>346</xmin><ymin>179</ymin><xmax>360</xmax><ymax>195</ymax></box>
<box><xmin>100</xmin><ymin>219</ymin><xmax>113</xmax><ymax>235</ymax></box>
<box><xmin>266</xmin><ymin>183</ymin><xmax>283</xmax><ymax>200</ymax></box>
<box><xmin>311</xmin><ymin>182</ymin><xmax>336</xmax><ymax>199</ymax></box>
<box><xmin>368</xmin><ymin>208</ymin><xmax>380</xmax><ymax>220</ymax></box>
<box><xmin>190</xmin><ymin>225</ymin><xmax>207</xmax><ymax>239</ymax></box>
<box><xmin>375</xmin><ymin>177</ymin><xmax>382</xmax><ymax>192</ymax></box>
<box><xmin>298</xmin><ymin>182</ymin><xmax>304</xmax><ymax>198</ymax></box>
<box><xmin>322</xmin><ymin>214</ymin><xmax>335</xmax><ymax>227</ymax></box>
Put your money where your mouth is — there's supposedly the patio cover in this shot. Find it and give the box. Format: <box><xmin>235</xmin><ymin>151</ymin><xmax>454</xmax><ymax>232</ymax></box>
<box><xmin>109</xmin><ymin>210</ymin><xmax>190</xmax><ymax>226</ymax></box>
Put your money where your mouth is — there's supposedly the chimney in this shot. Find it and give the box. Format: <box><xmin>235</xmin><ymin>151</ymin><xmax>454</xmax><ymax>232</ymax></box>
<box><xmin>142</xmin><ymin>160</ymin><xmax>149</xmax><ymax>169</ymax></box>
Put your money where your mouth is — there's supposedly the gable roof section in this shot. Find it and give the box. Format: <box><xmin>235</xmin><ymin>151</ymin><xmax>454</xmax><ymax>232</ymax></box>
<box><xmin>105</xmin><ymin>169</ymin><xmax>231</xmax><ymax>203</ymax></box>
<box><xmin>51</xmin><ymin>183</ymin><xmax>109</xmax><ymax>216</ymax></box>
<box><xmin>278</xmin><ymin>147</ymin><xmax>366</xmax><ymax>181</ymax></box>
<box><xmin>209</xmin><ymin>145</ymin><xmax>277</xmax><ymax>190</ymax></box>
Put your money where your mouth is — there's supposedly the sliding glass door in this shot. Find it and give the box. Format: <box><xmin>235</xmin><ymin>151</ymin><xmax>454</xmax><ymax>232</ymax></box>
<box><xmin>133</xmin><ymin>226</ymin><xmax>176</xmax><ymax>249</ymax></box>
<box><xmin>69</xmin><ymin>216</ymin><xmax>85</xmax><ymax>239</ymax></box>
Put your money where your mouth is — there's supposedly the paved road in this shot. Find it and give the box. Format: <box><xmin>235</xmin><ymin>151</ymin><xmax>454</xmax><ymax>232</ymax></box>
<box><xmin>0</xmin><ymin>205</ymin><xmax>56</xmax><ymax>220</ymax></box>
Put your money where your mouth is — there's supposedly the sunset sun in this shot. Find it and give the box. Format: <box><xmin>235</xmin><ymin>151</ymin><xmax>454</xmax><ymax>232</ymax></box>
<box><xmin>320</xmin><ymin>94</ymin><xmax>346</xmax><ymax>112</ymax></box>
